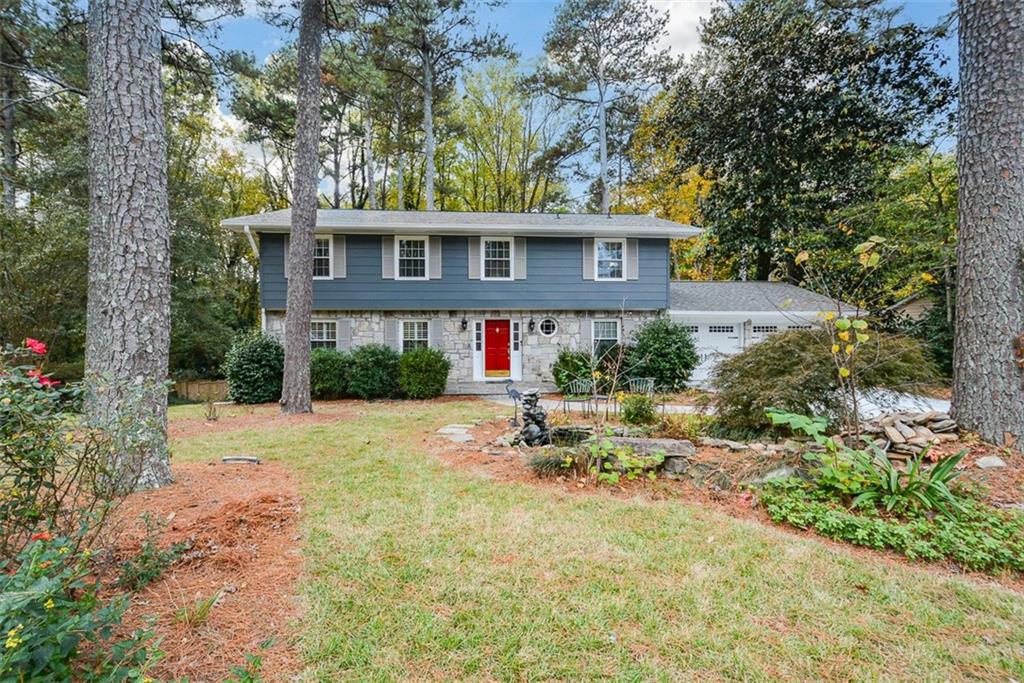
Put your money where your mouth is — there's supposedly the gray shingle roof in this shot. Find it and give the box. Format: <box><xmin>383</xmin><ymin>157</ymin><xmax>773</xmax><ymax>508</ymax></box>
<box><xmin>221</xmin><ymin>208</ymin><xmax>701</xmax><ymax>239</ymax></box>
<box><xmin>670</xmin><ymin>281</ymin><xmax>855</xmax><ymax>313</ymax></box>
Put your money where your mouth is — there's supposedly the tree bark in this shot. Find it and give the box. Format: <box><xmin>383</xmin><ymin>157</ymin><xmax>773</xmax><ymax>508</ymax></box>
<box><xmin>364</xmin><ymin>98</ymin><xmax>377</xmax><ymax>209</ymax></box>
<box><xmin>597</xmin><ymin>83</ymin><xmax>609</xmax><ymax>214</ymax></box>
<box><xmin>280</xmin><ymin>0</ymin><xmax>322</xmax><ymax>415</ymax></box>
<box><xmin>953</xmin><ymin>0</ymin><xmax>1024</xmax><ymax>446</ymax></box>
<box><xmin>85</xmin><ymin>0</ymin><xmax>172</xmax><ymax>490</ymax></box>
<box><xmin>396</xmin><ymin>148</ymin><xmax>405</xmax><ymax>209</ymax></box>
<box><xmin>422</xmin><ymin>49</ymin><xmax>435</xmax><ymax>211</ymax></box>
<box><xmin>1</xmin><ymin>56</ymin><xmax>16</xmax><ymax>211</ymax></box>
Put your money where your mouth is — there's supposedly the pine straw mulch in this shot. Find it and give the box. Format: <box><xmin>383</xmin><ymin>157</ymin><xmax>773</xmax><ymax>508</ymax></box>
<box><xmin>106</xmin><ymin>460</ymin><xmax>304</xmax><ymax>682</ymax></box>
<box><xmin>430</xmin><ymin>417</ymin><xmax>1024</xmax><ymax>593</ymax></box>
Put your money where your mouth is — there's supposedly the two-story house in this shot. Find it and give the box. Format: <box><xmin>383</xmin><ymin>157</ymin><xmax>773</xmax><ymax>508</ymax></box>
<box><xmin>222</xmin><ymin>208</ymin><xmax>843</xmax><ymax>392</ymax></box>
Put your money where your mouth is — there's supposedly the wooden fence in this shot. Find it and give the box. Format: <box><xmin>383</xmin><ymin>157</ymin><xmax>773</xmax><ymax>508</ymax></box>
<box><xmin>173</xmin><ymin>379</ymin><xmax>228</xmax><ymax>402</ymax></box>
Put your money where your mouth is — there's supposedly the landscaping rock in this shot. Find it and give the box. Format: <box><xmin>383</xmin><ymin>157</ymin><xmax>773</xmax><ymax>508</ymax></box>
<box><xmin>745</xmin><ymin>465</ymin><xmax>797</xmax><ymax>485</ymax></box>
<box><xmin>883</xmin><ymin>425</ymin><xmax>906</xmax><ymax>444</ymax></box>
<box><xmin>437</xmin><ymin>425</ymin><xmax>471</xmax><ymax>435</ymax></box>
<box><xmin>893</xmin><ymin>421</ymin><xmax>917</xmax><ymax>440</ymax></box>
<box><xmin>606</xmin><ymin>437</ymin><xmax>696</xmax><ymax>457</ymax></box>
<box><xmin>661</xmin><ymin>456</ymin><xmax>689</xmax><ymax>475</ymax></box>
<box><xmin>929</xmin><ymin>419</ymin><xmax>957</xmax><ymax>433</ymax></box>
<box><xmin>975</xmin><ymin>455</ymin><xmax>1007</xmax><ymax>470</ymax></box>
<box><xmin>445</xmin><ymin>433</ymin><xmax>473</xmax><ymax>444</ymax></box>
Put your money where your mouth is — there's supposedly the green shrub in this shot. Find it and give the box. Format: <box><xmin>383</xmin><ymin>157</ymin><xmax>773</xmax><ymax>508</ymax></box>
<box><xmin>116</xmin><ymin>513</ymin><xmax>187</xmax><ymax>591</ymax></box>
<box><xmin>223</xmin><ymin>331</ymin><xmax>284</xmax><ymax>404</ymax></box>
<box><xmin>620</xmin><ymin>393</ymin><xmax>657</xmax><ymax>425</ymax></box>
<box><xmin>627</xmin><ymin>317</ymin><xmax>699</xmax><ymax>391</ymax></box>
<box><xmin>712</xmin><ymin>329</ymin><xmax>941</xmax><ymax>435</ymax></box>
<box><xmin>0</xmin><ymin>533</ymin><xmax>155</xmax><ymax>679</ymax></box>
<box><xmin>552</xmin><ymin>348</ymin><xmax>593</xmax><ymax>393</ymax></box>
<box><xmin>310</xmin><ymin>348</ymin><xmax>350</xmax><ymax>400</ymax></box>
<box><xmin>760</xmin><ymin>482</ymin><xmax>1024</xmax><ymax>573</ymax></box>
<box><xmin>347</xmin><ymin>344</ymin><xmax>401</xmax><ymax>399</ymax></box>
<box><xmin>398</xmin><ymin>348</ymin><xmax>451</xmax><ymax>399</ymax></box>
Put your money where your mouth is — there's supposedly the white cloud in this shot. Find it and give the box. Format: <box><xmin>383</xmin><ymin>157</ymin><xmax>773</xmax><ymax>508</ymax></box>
<box><xmin>655</xmin><ymin>0</ymin><xmax>716</xmax><ymax>57</ymax></box>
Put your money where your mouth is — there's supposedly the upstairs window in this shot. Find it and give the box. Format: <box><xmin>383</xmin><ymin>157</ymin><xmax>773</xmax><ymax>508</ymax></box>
<box><xmin>402</xmin><ymin>320</ymin><xmax>429</xmax><ymax>353</ymax></box>
<box><xmin>397</xmin><ymin>238</ymin><xmax>427</xmax><ymax>279</ymax></box>
<box><xmin>310</xmin><ymin>321</ymin><xmax>337</xmax><ymax>349</ymax></box>
<box><xmin>595</xmin><ymin>240</ymin><xmax>624</xmax><ymax>280</ymax></box>
<box><xmin>482</xmin><ymin>238</ymin><xmax>513</xmax><ymax>280</ymax></box>
<box><xmin>313</xmin><ymin>237</ymin><xmax>332</xmax><ymax>278</ymax></box>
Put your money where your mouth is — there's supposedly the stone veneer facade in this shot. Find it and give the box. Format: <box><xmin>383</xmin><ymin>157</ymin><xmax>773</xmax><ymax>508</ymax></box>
<box><xmin>263</xmin><ymin>310</ymin><xmax>659</xmax><ymax>394</ymax></box>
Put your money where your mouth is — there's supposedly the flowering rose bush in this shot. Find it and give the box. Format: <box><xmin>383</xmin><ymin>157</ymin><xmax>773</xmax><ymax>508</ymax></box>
<box><xmin>0</xmin><ymin>531</ymin><xmax>156</xmax><ymax>681</ymax></box>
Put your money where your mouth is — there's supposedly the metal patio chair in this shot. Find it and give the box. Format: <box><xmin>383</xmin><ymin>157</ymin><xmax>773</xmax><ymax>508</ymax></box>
<box><xmin>562</xmin><ymin>378</ymin><xmax>595</xmax><ymax>416</ymax></box>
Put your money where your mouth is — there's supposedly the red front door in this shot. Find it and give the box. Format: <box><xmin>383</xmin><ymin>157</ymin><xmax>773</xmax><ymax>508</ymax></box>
<box><xmin>484</xmin><ymin>319</ymin><xmax>511</xmax><ymax>377</ymax></box>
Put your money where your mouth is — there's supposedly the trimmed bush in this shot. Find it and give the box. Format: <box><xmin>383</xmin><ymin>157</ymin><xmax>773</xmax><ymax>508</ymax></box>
<box><xmin>620</xmin><ymin>393</ymin><xmax>657</xmax><ymax>425</ymax></box>
<box><xmin>222</xmin><ymin>331</ymin><xmax>284</xmax><ymax>404</ymax></box>
<box><xmin>399</xmin><ymin>347</ymin><xmax>451</xmax><ymax>399</ymax></box>
<box><xmin>310</xmin><ymin>348</ymin><xmax>350</xmax><ymax>400</ymax></box>
<box><xmin>347</xmin><ymin>344</ymin><xmax>401</xmax><ymax>399</ymax></box>
<box><xmin>552</xmin><ymin>348</ymin><xmax>594</xmax><ymax>393</ymax></box>
<box><xmin>627</xmin><ymin>317</ymin><xmax>699</xmax><ymax>391</ymax></box>
<box><xmin>712</xmin><ymin>328</ymin><xmax>941</xmax><ymax>435</ymax></box>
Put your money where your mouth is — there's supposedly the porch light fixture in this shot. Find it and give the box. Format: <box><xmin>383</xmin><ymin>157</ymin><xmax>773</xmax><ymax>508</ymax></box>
<box><xmin>461</xmin><ymin>317</ymin><xmax>468</xmax><ymax>331</ymax></box>
<box><xmin>528</xmin><ymin>318</ymin><xmax>536</xmax><ymax>333</ymax></box>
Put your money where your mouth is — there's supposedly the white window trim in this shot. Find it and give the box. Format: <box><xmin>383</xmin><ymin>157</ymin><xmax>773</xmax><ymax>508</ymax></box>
<box><xmin>591</xmin><ymin>319</ymin><xmax>621</xmax><ymax>354</ymax></box>
<box><xmin>538</xmin><ymin>318</ymin><xmax>558</xmax><ymax>337</ymax></box>
<box><xmin>310</xmin><ymin>319</ymin><xmax>337</xmax><ymax>348</ymax></box>
<box><xmin>395</xmin><ymin>235</ymin><xmax>429</xmax><ymax>281</ymax></box>
<box><xmin>313</xmin><ymin>235</ymin><xmax>334</xmax><ymax>280</ymax></box>
<box><xmin>400</xmin><ymin>318</ymin><xmax>431</xmax><ymax>353</ymax></box>
<box><xmin>480</xmin><ymin>236</ymin><xmax>515</xmax><ymax>281</ymax></box>
<box><xmin>594</xmin><ymin>238</ymin><xmax>626</xmax><ymax>282</ymax></box>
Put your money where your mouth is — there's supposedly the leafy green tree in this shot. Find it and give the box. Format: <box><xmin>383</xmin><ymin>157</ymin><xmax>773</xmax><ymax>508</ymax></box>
<box><xmin>664</xmin><ymin>0</ymin><xmax>953</xmax><ymax>281</ymax></box>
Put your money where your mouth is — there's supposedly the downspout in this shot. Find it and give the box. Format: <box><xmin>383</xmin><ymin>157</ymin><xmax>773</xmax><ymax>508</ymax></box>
<box><xmin>243</xmin><ymin>225</ymin><xmax>266</xmax><ymax>332</ymax></box>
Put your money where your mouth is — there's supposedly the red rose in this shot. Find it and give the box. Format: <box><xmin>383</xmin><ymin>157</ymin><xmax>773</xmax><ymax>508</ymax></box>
<box><xmin>26</xmin><ymin>369</ymin><xmax>59</xmax><ymax>388</ymax></box>
<box><xmin>30</xmin><ymin>532</ymin><xmax>52</xmax><ymax>542</ymax></box>
<box><xmin>24</xmin><ymin>338</ymin><xmax>47</xmax><ymax>355</ymax></box>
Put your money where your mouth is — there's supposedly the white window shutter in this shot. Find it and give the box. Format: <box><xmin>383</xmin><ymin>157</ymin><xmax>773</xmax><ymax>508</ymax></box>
<box><xmin>430</xmin><ymin>319</ymin><xmax>444</xmax><ymax>350</ymax></box>
<box><xmin>385</xmin><ymin>319</ymin><xmax>399</xmax><ymax>351</ymax></box>
<box><xmin>626</xmin><ymin>239</ymin><xmax>639</xmax><ymax>280</ymax></box>
<box><xmin>429</xmin><ymin>237</ymin><xmax>442</xmax><ymax>279</ymax></box>
<box><xmin>336</xmin><ymin>319</ymin><xmax>351</xmax><ymax>351</ymax></box>
<box><xmin>467</xmin><ymin>237</ymin><xmax>481</xmax><ymax>279</ymax></box>
<box><xmin>514</xmin><ymin>238</ymin><xmax>527</xmax><ymax>280</ymax></box>
<box><xmin>381</xmin><ymin>236</ymin><xmax>395</xmax><ymax>279</ymax></box>
<box><xmin>283</xmin><ymin>236</ymin><xmax>290</xmax><ymax>279</ymax></box>
<box><xmin>333</xmin><ymin>236</ymin><xmax>346</xmax><ymax>279</ymax></box>
<box><xmin>582</xmin><ymin>239</ymin><xmax>595</xmax><ymax>280</ymax></box>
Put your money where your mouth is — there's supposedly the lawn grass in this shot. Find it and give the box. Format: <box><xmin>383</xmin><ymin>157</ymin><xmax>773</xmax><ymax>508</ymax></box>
<box><xmin>170</xmin><ymin>400</ymin><xmax>1024</xmax><ymax>681</ymax></box>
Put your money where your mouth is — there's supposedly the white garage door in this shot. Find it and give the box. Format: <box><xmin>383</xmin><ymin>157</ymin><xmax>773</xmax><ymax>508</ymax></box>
<box><xmin>690</xmin><ymin>323</ymin><xmax>742</xmax><ymax>385</ymax></box>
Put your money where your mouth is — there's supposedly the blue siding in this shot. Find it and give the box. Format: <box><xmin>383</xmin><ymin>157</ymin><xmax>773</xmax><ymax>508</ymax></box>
<box><xmin>259</xmin><ymin>234</ymin><xmax>670</xmax><ymax>311</ymax></box>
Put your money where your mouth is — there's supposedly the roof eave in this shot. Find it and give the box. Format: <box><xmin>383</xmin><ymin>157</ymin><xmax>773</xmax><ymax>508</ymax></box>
<box><xmin>220</xmin><ymin>220</ymin><xmax>701</xmax><ymax>239</ymax></box>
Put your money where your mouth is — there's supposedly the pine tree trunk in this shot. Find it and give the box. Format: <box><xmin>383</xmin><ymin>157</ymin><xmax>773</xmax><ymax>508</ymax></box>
<box><xmin>1</xmin><ymin>62</ymin><xmax>16</xmax><ymax>211</ymax></box>
<box><xmin>364</xmin><ymin>99</ymin><xmax>377</xmax><ymax>210</ymax></box>
<box><xmin>396</xmin><ymin>149</ymin><xmax>405</xmax><ymax>209</ymax></box>
<box><xmin>597</xmin><ymin>87</ymin><xmax>609</xmax><ymax>214</ymax></box>
<box><xmin>280</xmin><ymin>0</ymin><xmax>322</xmax><ymax>415</ymax></box>
<box><xmin>952</xmin><ymin>0</ymin><xmax>1024</xmax><ymax>446</ymax></box>
<box><xmin>422</xmin><ymin>51</ymin><xmax>435</xmax><ymax>211</ymax></box>
<box><xmin>85</xmin><ymin>0</ymin><xmax>172</xmax><ymax>490</ymax></box>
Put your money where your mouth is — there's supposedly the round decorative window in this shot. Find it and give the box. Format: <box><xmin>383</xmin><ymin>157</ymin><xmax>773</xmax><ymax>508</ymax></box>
<box><xmin>539</xmin><ymin>318</ymin><xmax>558</xmax><ymax>336</ymax></box>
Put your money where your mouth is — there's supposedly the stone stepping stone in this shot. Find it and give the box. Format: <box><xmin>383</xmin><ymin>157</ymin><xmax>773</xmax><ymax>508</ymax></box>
<box><xmin>445</xmin><ymin>433</ymin><xmax>473</xmax><ymax>443</ymax></box>
<box><xmin>437</xmin><ymin>425</ymin><xmax>471</xmax><ymax>435</ymax></box>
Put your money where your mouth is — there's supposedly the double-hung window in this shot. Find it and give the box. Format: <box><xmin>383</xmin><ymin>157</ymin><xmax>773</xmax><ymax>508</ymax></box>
<box><xmin>595</xmin><ymin>240</ymin><xmax>625</xmax><ymax>280</ymax></box>
<box><xmin>402</xmin><ymin>320</ymin><xmax>430</xmax><ymax>353</ymax></box>
<box><xmin>310</xmin><ymin>321</ymin><xmax>337</xmax><ymax>349</ymax></box>
<box><xmin>313</xmin><ymin>237</ymin><xmax>332</xmax><ymax>279</ymax></box>
<box><xmin>397</xmin><ymin>238</ymin><xmax>427</xmax><ymax>279</ymax></box>
<box><xmin>482</xmin><ymin>238</ymin><xmax>513</xmax><ymax>280</ymax></box>
<box><xmin>592</xmin><ymin>319</ymin><xmax>620</xmax><ymax>357</ymax></box>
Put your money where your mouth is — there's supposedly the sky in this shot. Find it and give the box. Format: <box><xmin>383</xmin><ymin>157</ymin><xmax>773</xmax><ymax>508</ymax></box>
<box><xmin>215</xmin><ymin>0</ymin><xmax>958</xmax><ymax>72</ymax></box>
